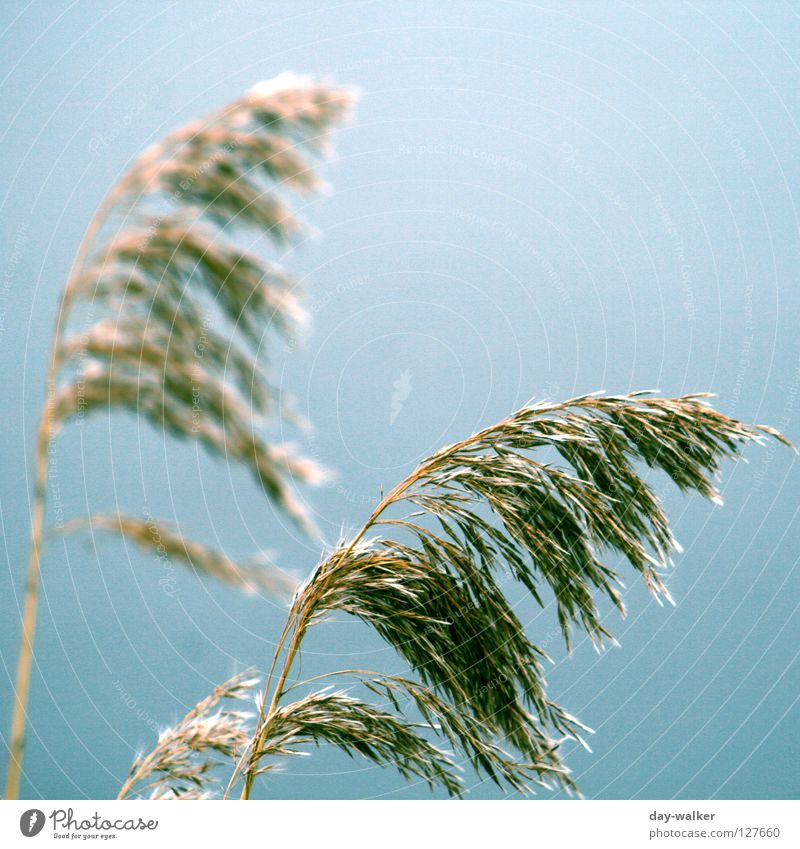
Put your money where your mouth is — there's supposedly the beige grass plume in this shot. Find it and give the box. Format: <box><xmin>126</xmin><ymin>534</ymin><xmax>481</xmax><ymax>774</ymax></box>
<box><xmin>6</xmin><ymin>76</ymin><xmax>354</xmax><ymax>799</ymax></box>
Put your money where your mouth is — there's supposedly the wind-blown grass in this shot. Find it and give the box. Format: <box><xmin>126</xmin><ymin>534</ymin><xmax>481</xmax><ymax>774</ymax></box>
<box><xmin>57</xmin><ymin>513</ymin><xmax>297</xmax><ymax>596</ymax></box>
<box><xmin>118</xmin><ymin>671</ymin><xmax>259</xmax><ymax>800</ymax></box>
<box><xmin>5</xmin><ymin>75</ymin><xmax>353</xmax><ymax>799</ymax></box>
<box><xmin>217</xmin><ymin>392</ymin><xmax>788</xmax><ymax>799</ymax></box>
<box><xmin>7</xmin><ymin>72</ymin><xmax>791</xmax><ymax>802</ymax></box>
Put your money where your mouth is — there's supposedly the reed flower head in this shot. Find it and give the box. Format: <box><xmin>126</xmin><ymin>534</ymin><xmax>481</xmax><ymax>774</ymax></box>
<box><xmin>118</xmin><ymin>671</ymin><xmax>259</xmax><ymax>800</ymax></box>
<box><xmin>231</xmin><ymin>392</ymin><xmax>790</xmax><ymax>798</ymax></box>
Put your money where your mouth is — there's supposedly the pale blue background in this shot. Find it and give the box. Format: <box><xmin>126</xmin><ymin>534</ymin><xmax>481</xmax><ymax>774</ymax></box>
<box><xmin>1</xmin><ymin>0</ymin><xmax>798</xmax><ymax>800</ymax></box>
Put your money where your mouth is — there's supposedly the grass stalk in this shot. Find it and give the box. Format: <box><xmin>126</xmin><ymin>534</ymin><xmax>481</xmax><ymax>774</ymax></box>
<box><xmin>4</xmin><ymin>194</ymin><xmax>113</xmax><ymax>799</ymax></box>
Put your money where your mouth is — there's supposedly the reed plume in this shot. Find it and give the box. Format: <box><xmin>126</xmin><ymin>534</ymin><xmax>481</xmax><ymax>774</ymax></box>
<box><xmin>221</xmin><ymin>392</ymin><xmax>789</xmax><ymax>799</ymax></box>
<box><xmin>56</xmin><ymin>513</ymin><xmax>296</xmax><ymax>596</ymax></box>
<box><xmin>118</xmin><ymin>671</ymin><xmax>258</xmax><ymax>800</ymax></box>
<box><xmin>6</xmin><ymin>75</ymin><xmax>354</xmax><ymax>799</ymax></box>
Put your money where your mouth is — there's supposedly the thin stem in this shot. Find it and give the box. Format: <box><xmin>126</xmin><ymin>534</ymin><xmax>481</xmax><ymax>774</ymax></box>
<box><xmin>281</xmin><ymin>667</ymin><xmax>381</xmax><ymax>696</ymax></box>
<box><xmin>4</xmin><ymin>96</ymin><xmax>237</xmax><ymax>799</ymax></box>
<box><xmin>222</xmin><ymin>616</ymin><xmax>294</xmax><ymax>800</ymax></box>
<box><xmin>117</xmin><ymin>749</ymin><xmax>157</xmax><ymax>801</ymax></box>
<box><xmin>238</xmin><ymin>619</ymin><xmax>305</xmax><ymax>800</ymax></box>
<box><xmin>5</xmin><ymin>417</ymin><xmax>51</xmax><ymax>800</ymax></box>
<box><xmin>4</xmin><ymin>189</ymin><xmax>115</xmax><ymax>799</ymax></box>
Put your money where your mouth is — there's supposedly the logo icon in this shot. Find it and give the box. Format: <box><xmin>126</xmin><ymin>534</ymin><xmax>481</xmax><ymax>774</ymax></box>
<box><xmin>20</xmin><ymin>809</ymin><xmax>45</xmax><ymax>837</ymax></box>
<box><xmin>389</xmin><ymin>369</ymin><xmax>413</xmax><ymax>425</ymax></box>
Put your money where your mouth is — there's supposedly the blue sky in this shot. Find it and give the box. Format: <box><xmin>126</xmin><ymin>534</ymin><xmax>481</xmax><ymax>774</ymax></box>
<box><xmin>1</xmin><ymin>0</ymin><xmax>798</xmax><ymax>799</ymax></box>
